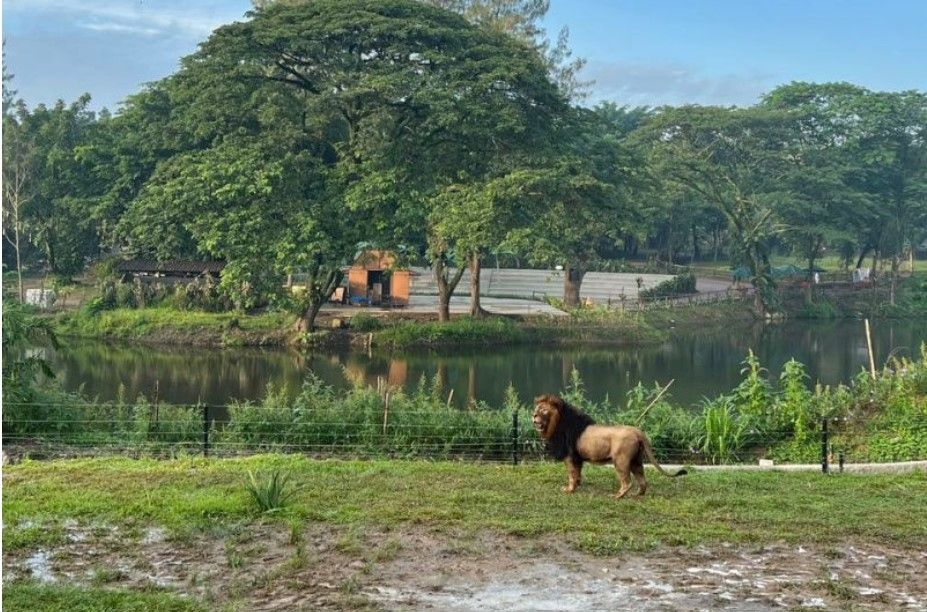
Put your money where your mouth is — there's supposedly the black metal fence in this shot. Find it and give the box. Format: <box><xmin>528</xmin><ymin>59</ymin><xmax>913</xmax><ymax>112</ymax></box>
<box><xmin>4</xmin><ymin>402</ymin><xmax>925</xmax><ymax>470</ymax></box>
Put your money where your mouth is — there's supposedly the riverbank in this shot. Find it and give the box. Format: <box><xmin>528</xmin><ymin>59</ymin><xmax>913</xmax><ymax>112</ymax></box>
<box><xmin>49</xmin><ymin>308</ymin><xmax>296</xmax><ymax>347</ymax></box>
<box><xmin>47</xmin><ymin>300</ymin><xmax>756</xmax><ymax>350</ymax></box>
<box><xmin>3</xmin><ymin>456</ymin><xmax>926</xmax><ymax>611</ymax></box>
<box><xmin>780</xmin><ymin>274</ymin><xmax>927</xmax><ymax>319</ymax></box>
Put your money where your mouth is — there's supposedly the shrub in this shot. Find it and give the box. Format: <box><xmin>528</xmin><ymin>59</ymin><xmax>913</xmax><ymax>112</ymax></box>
<box><xmin>695</xmin><ymin>396</ymin><xmax>755</xmax><ymax>464</ymax></box>
<box><xmin>374</xmin><ymin>317</ymin><xmax>524</xmax><ymax>348</ymax></box>
<box><xmin>350</xmin><ymin>313</ymin><xmax>382</xmax><ymax>332</ymax></box>
<box><xmin>640</xmin><ymin>272</ymin><xmax>697</xmax><ymax>299</ymax></box>
<box><xmin>796</xmin><ymin>297</ymin><xmax>840</xmax><ymax>319</ymax></box>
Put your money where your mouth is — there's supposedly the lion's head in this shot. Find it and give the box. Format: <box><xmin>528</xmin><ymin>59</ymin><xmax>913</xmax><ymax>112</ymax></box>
<box><xmin>532</xmin><ymin>394</ymin><xmax>563</xmax><ymax>440</ymax></box>
<box><xmin>533</xmin><ymin>394</ymin><xmax>595</xmax><ymax>460</ymax></box>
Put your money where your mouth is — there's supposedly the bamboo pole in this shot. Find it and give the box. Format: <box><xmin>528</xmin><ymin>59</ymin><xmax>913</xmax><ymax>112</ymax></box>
<box><xmin>635</xmin><ymin>379</ymin><xmax>675</xmax><ymax>425</ymax></box>
<box><xmin>382</xmin><ymin>391</ymin><xmax>390</xmax><ymax>435</ymax></box>
<box><xmin>864</xmin><ymin>319</ymin><xmax>876</xmax><ymax>380</ymax></box>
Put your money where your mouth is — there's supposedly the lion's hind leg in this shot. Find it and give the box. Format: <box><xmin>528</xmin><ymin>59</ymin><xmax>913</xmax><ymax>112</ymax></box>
<box><xmin>612</xmin><ymin>454</ymin><xmax>633</xmax><ymax>500</ymax></box>
<box><xmin>631</xmin><ymin>461</ymin><xmax>647</xmax><ymax>497</ymax></box>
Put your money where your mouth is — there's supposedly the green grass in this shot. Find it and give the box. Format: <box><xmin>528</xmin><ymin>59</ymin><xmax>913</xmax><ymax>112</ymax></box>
<box><xmin>2</xmin><ymin>582</ymin><xmax>207</xmax><ymax>612</ymax></box>
<box><xmin>50</xmin><ymin>307</ymin><xmax>294</xmax><ymax>346</ymax></box>
<box><xmin>373</xmin><ymin>316</ymin><xmax>527</xmax><ymax>348</ymax></box>
<box><xmin>692</xmin><ymin>255</ymin><xmax>927</xmax><ymax>274</ymax></box>
<box><xmin>5</xmin><ymin>456</ymin><xmax>927</xmax><ymax>553</ymax></box>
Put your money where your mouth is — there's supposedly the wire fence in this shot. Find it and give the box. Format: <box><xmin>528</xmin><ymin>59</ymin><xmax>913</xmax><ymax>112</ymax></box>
<box><xmin>4</xmin><ymin>401</ymin><xmax>925</xmax><ymax>470</ymax></box>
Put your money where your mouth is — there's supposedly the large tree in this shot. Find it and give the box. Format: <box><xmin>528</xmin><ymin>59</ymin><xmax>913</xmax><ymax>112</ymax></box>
<box><xmin>2</xmin><ymin>109</ymin><xmax>33</xmax><ymax>300</ymax></box>
<box><xmin>505</xmin><ymin>106</ymin><xmax>640</xmax><ymax>307</ymax></box>
<box><xmin>640</xmin><ymin>106</ymin><xmax>792</xmax><ymax>315</ymax></box>
<box><xmin>762</xmin><ymin>83</ymin><xmax>870</xmax><ymax>287</ymax></box>
<box><xmin>2</xmin><ymin>97</ymin><xmax>104</xmax><ymax>278</ymax></box>
<box><xmin>850</xmin><ymin>91</ymin><xmax>927</xmax><ymax>304</ymax></box>
<box><xmin>120</xmin><ymin>0</ymin><xmax>564</xmax><ymax>326</ymax></box>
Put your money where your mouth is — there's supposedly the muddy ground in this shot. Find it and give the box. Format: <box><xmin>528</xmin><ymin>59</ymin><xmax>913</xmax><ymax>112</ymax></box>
<box><xmin>4</xmin><ymin>521</ymin><xmax>925</xmax><ymax>611</ymax></box>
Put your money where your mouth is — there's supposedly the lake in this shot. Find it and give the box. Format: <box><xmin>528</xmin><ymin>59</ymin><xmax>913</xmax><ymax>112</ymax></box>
<box><xmin>39</xmin><ymin>319</ymin><xmax>926</xmax><ymax>410</ymax></box>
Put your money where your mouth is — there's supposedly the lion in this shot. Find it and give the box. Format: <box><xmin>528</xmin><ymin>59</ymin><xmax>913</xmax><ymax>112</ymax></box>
<box><xmin>532</xmin><ymin>394</ymin><xmax>686</xmax><ymax>499</ymax></box>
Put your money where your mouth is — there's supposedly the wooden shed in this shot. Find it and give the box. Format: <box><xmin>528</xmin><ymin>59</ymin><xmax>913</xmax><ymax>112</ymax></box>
<box><xmin>348</xmin><ymin>250</ymin><xmax>410</xmax><ymax>306</ymax></box>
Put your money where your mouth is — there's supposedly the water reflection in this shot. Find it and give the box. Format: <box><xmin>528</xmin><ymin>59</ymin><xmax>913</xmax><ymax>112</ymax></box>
<box><xmin>40</xmin><ymin>319</ymin><xmax>926</xmax><ymax>409</ymax></box>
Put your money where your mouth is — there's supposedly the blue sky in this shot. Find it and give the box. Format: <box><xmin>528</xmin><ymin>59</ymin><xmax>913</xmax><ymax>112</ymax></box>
<box><xmin>4</xmin><ymin>0</ymin><xmax>926</xmax><ymax>112</ymax></box>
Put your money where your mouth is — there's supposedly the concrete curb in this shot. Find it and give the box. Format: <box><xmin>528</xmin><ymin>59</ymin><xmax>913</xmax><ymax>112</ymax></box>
<box><xmin>660</xmin><ymin>460</ymin><xmax>927</xmax><ymax>474</ymax></box>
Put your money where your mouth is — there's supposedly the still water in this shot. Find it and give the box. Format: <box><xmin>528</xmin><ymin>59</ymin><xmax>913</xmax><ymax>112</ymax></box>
<box><xmin>41</xmin><ymin>319</ymin><xmax>926</xmax><ymax>409</ymax></box>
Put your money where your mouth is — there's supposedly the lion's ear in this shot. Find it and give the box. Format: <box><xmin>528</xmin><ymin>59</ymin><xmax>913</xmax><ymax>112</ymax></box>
<box><xmin>534</xmin><ymin>394</ymin><xmax>552</xmax><ymax>405</ymax></box>
<box><xmin>547</xmin><ymin>395</ymin><xmax>566</xmax><ymax>411</ymax></box>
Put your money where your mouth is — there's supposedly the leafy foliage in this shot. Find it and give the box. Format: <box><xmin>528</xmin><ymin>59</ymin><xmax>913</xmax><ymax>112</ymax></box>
<box><xmin>639</xmin><ymin>272</ymin><xmax>697</xmax><ymax>299</ymax></box>
<box><xmin>2</xmin><ymin>301</ymin><xmax>58</xmax><ymax>404</ymax></box>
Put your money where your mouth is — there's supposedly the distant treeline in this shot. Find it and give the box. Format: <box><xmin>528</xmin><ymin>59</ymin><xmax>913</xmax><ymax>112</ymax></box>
<box><xmin>3</xmin><ymin>0</ymin><xmax>925</xmax><ymax>327</ymax></box>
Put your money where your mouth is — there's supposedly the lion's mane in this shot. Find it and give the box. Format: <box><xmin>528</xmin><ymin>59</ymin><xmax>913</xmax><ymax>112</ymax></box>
<box><xmin>539</xmin><ymin>395</ymin><xmax>595</xmax><ymax>462</ymax></box>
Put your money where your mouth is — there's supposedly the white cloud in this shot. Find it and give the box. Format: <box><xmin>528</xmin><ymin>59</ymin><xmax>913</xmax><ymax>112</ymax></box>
<box><xmin>4</xmin><ymin>0</ymin><xmax>240</xmax><ymax>38</ymax></box>
<box><xmin>78</xmin><ymin>21</ymin><xmax>162</xmax><ymax>36</ymax></box>
<box><xmin>583</xmin><ymin>60</ymin><xmax>776</xmax><ymax>108</ymax></box>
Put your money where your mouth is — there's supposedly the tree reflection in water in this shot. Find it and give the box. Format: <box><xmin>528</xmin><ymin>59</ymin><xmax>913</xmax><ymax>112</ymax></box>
<box><xmin>39</xmin><ymin>320</ymin><xmax>926</xmax><ymax>409</ymax></box>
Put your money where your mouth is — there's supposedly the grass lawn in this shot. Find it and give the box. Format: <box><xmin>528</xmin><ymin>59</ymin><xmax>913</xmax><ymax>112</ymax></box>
<box><xmin>4</xmin><ymin>456</ymin><xmax>926</xmax><ymax>611</ymax></box>
<box><xmin>5</xmin><ymin>456</ymin><xmax>926</xmax><ymax>553</ymax></box>
<box><xmin>2</xmin><ymin>583</ymin><xmax>206</xmax><ymax>612</ymax></box>
<box><xmin>693</xmin><ymin>255</ymin><xmax>927</xmax><ymax>274</ymax></box>
<box><xmin>50</xmin><ymin>307</ymin><xmax>295</xmax><ymax>346</ymax></box>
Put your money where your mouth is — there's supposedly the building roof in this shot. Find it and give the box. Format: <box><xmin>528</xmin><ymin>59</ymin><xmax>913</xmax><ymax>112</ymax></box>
<box><xmin>116</xmin><ymin>259</ymin><xmax>225</xmax><ymax>274</ymax></box>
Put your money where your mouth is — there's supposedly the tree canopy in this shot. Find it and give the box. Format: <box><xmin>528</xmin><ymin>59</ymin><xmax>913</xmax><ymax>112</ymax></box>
<box><xmin>2</xmin><ymin>2</ymin><xmax>924</xmax><ymax>321</ymax></box>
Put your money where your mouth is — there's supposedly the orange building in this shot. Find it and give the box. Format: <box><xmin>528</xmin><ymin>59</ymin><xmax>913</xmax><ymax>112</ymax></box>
<box><xmin>347</xmin><ymin>250</ymin><xmax>410</xmax><ymax>306</ymax></box>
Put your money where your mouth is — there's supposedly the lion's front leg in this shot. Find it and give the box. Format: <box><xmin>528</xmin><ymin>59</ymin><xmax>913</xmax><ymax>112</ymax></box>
<box><xmin>562</xmin><ymin>456</ymin><xmax>582</xmax><ymax>493</ymax></box>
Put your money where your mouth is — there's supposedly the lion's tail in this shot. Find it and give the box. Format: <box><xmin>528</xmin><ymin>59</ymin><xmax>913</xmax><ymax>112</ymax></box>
<box><xmin>640</xmin><ymin>433</ymin><xmax>687</xmax><ymax>477</ymax></box>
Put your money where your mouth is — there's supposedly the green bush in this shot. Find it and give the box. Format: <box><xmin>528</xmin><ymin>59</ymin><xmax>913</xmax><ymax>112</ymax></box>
<box><xmin>640</xmin><ymin>272</ymin><xmax>697</xmax><ymax>299</ymax></box>
<box><xmin>795</xmin><ymin>297</ymin><xmax>840</xmax><ymax>319</ymax></box>
<box><xmin>350</xmin><ymin>313</ymin><xmax>382</xmax><ymax>332</ymax></box>
<box><xmin>374</xmin><ymin>317</ymin><xmax>525</xmax><ymax>348</ymax></box>
<box><xmin>695</xmin><ymin>396</ymin><xmax>755</xmax><ymax>464</ymax></box>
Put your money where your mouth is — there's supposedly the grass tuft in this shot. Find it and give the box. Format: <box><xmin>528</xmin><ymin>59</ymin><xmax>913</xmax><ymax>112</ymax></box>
<box><xmin>245</xmin><ymin>470</ymin><xmax>297</xmax><ymax>514</ymax></box>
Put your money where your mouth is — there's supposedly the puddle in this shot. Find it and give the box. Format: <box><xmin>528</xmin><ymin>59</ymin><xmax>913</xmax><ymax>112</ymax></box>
<box><xmin>24</xmin><ymin>550</ymin><xmax>55</xmax><ymax>583</ymax></box>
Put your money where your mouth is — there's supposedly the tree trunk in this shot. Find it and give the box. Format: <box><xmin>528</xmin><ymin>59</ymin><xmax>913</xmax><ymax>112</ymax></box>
<box><xmin>468</xmin><ymin>251</ymin><xmax>487</xmax><ymax>318</ymax></box>
<box><xmin>434</xmin><ymin>256</ymin><xmax>465</xmax><ymax>323</ymax></box>
<box><xmin>889</xmin><ymin>256</ymin><xmax>899</xmax><ymax>306</ymax></box>
<box><xmin>855</xmin><ymin>244</ymin><xmax>873</xmax><ymax>270</ymax></box>
<box><xmin>563</xmin><ymin>266</ymin><xmax>586</xmax><ymax>309</ymax></box>
<box><xmin>44</xmin><ymin>237</ymin><xmax>57</xmax><ymax>276</ymax></box>
<box><xmin>296</xmin><ymin>301</ymin><xmax>324</xmax><ymax>334</ymax></box>
<box><xmin>293</xmin><ymin>264</ymin><xmax>342</xmax><ymax>333</ymax></box>
<box><xmin>806</xmin><ymin>236</ymin><xmax>820</xmax><ymax>303</ymax></box>
<box><xmin>753</xmin><ymin>285</ymin><xmax>766</xmax><ymax>317</ymax></box>
<box><xmin>691</xmin><ymin>223</ymin><xmax>700</xmax><ymax>260</ymax></box>
<box><xmin>15</xmin><ymin>213</ymin><xmax>23</xmax><ymax>302</ymax></box>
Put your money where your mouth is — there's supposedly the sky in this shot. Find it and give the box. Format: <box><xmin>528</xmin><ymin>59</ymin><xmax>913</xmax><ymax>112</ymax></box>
<box><xmin>3</xmin><ymin>0</ymin><xmax>926</xmax><ymax>112</ymax></box>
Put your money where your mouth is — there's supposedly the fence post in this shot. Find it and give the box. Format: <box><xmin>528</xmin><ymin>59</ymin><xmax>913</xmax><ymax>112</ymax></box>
<box><xmin>820</xmin><ymin>418</ymin><xmax>829</xmax><ymax>474</ymax></box>
<box><xmin>202</xmin><ymin>405</ymin><xmax>210</xmax><ymax>458</ymax></box>
<box><xmin>511</xmin><ymin>408</ymin><xmax>519</xmax><ymax>466</ymax></box>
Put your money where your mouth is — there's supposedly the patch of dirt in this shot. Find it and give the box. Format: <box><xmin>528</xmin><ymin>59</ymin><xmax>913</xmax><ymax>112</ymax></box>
<box><xmin>4</xmin><ymin>521</ymin><xmax>926</xmax><ymax>611</ymax></box>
